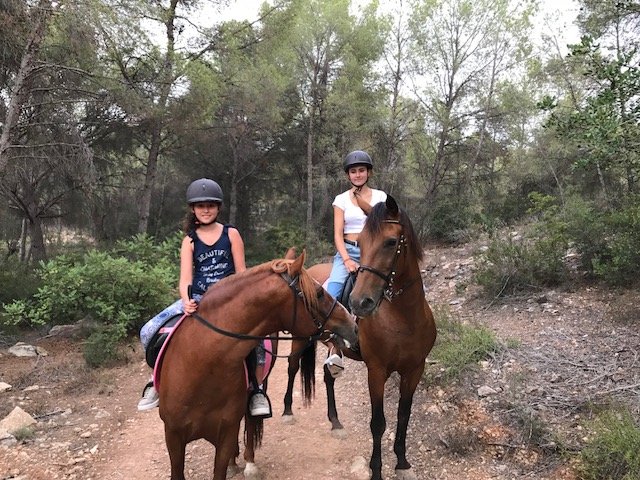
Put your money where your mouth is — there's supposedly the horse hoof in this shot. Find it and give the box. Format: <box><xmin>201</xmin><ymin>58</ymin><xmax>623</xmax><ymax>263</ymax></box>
<box><xmin>281</xmin><ymin>414</ymin><xmax>296</xmax><ymax>425</ymax></box>
<box><xmin>226</xmin><ymin>463</ymin><xmax>241</xmax><ymax>478</ymax></box>
<box><xmin>395</xmin><ymin>468</ymin><xmax>417</xmax><ymax>480</ymax></box>
<box><xmin>244</xmin><ymin>462</ymin><xmax>261</xmax><ymax>480</ymax></box>
<box><xmin>330</xmin><ymin>427</ymin><xmax>347</xmax><ymax>439</ymax></box>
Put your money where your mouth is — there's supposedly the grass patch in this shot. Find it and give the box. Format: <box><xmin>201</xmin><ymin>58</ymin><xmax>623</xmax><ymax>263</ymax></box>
<box><xmin>12</xmin><ymin>426</ymin><xmax>36</xmax><ymax>442</ymax></box>
<box><xmin>426</xmin><ymin>305</ymin><xmax>501</xmax><ymax>383</ymax></box>
<box><xmin>579</xmin><ymin>409</ymin><xmax>640</xmax><ymax>480</ymax></box>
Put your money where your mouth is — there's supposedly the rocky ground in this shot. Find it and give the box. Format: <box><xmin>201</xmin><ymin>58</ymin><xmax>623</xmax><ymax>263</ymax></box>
<box><xmin>1</xmin><ymin>241</ymin><xmax>639</xmax><ymax>480</ymax></box>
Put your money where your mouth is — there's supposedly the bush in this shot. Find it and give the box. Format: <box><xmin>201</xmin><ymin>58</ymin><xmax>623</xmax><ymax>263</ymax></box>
<box><xmin>247</xmin><ymin>223</ymin><xmax>309</xmax><ymax>264</ymax></box>
<box><xmin>579</xmin><ymin>409</ymin><xmax>640</xmax><ymax>480</ymax></box>
<box><xmin>0</xmin><ymin>256</ymin><xmax>40</xmax><ymax>305</ymax></box>
<box><xmin>475</xmin><ymin>193</ymin><xmax>570</xmax><ymax>297</ymax></box>
<box><xmin>425</xmin><ymin>305</ymin><xmax>500</xmax><ymax>383</ymax></box>
<box><xmin>84</xmin><ymin>324</ymin><xmax>127</xmax><ymax>368</ymax></box>
<box><xmin>1</xmin><ymin>235</ymin><xmax>178</xmax><ymax>334</ymax></box>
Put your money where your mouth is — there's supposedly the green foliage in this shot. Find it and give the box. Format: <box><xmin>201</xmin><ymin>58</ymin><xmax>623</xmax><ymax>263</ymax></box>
<box><xmin>0</xmin><ymin>256</ymin><xmax>40</xmax><ymax>306</ymax></box>
<box><xmin>12</xmin><ymin>426</ymin><xmax>35</xmax><ymax>443</ymax></box>
<box><xmin>475</xmin><ymin>192</ymin><xmax>570</xmax><ymax>297</ymax></box>
<box><xmin>579</xmin><ymin>409</ymin><xmax>640</xmax><ymax>480</ymax></box>
<box><xmin>428</xmin><ymin>198</ymin><xmax>474</xmax><ymax>244</ymax></box>
<box><xmin>426</xmin><ymin>305</ymin><xmax>500</xmax><ymax>383</ymax></box>
<box><xmin>562</xmin><ymin>195</ymin><xmax>640</xmax><ymax>285</ymax></box>
<box><xmin>1</xmin><ymin>235</ymin><xmax>177</xmax><ymax>333</ymax></box>
<box><xmin>83</xmin><ymin>324</ymin><xmax>127</xmax><ymax>368</ymax></box>
<box><xmin>247</xmin><ymin>223</ymin><xmax>307</xmax><ymax>265</ymax></box>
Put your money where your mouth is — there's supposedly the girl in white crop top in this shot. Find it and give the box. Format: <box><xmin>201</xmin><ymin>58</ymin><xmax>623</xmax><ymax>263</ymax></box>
<box><xmin>326</xmin><ymin>150</ymin><xmax>387</xmax><ymax>301</ymax></box>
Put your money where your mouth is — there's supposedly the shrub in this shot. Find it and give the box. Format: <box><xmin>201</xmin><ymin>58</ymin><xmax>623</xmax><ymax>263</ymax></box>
<box><xmin>425</xmin><ymin>305</ymin><xmax>500</xmax><ymax>383</ymax></box>
<box><xmin>84</xmin><ymin>324</ymin><xmax>127</xmax><ymax>368</ymax></box>
<box><xmin>0</xmin><ymin>256</ymin><xmax>40</xmax><ymax>305</ymax></box>
<box><xmin>1</xmin><ymin>235</ymin><xmax>178</xmax><ymax>334</ymax></box>
<box><xmin>579</xmin><ymin>409</ymin><xmax>640</xmax><ymax>480</ymax></box>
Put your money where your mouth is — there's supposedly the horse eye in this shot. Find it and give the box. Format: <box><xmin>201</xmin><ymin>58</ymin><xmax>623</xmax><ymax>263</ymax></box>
<box><xmin>316</xmin><ymin>288</ymin><xmax>325</xmax><ymax>299</ymax></box>
<box><xmin>384</xmin><ymin>238</ymin><xmax>398</xmax><ymax>248</ymax></box>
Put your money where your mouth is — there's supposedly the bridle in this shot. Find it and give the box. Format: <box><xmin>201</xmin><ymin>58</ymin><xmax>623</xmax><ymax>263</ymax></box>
<box><xmin>356</xmin><ymin>219</ymin><xmax>422</xmax><ymax>303</ymax></box>
<box><xmin>191</xmin><ymin>269</ymin><xmax>339</xmax><ymax>344</ymax></box>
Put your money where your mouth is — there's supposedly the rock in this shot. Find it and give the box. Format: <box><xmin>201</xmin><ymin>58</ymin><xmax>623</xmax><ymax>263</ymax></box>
<box><xmin>350</xmin><ymin>456</ymin><xmax>371</xmax><ymax>480</ymax></box>
<box><xmin>477</xmin><ymin>385</ymin><xmax>498</xmax><ymax>397</ymax></box>
<box><xmin>0</xmin><ymin>406</ymin><xmax>37</xmax><ymax>434</ymax></box>
<box><xmin>8</xmin><ymin>343</ymin><xmax>38</xmax><ymax>357</ymax></box>
<box><xmin>0</xmin><ymin>429</ymin><xmax>18</xmax><ymax>447</ymax></box>
<box><xmin>0</xmin><ymin>382</ymin><xmax>12</xmax><ymax>393</ymax></box>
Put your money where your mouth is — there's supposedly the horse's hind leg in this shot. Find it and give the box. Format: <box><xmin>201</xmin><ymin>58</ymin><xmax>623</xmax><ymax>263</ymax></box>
<box><xmin>323</xmin><ymin>363</ymin><xmax>346</xmax><ymax>435</ymax></box>
<box><xmin>393</xmin><ymin>369</ymin><xmax>423</xmax><ymax>480</ymax></box>
<box><xmin>164</xmin><ymin>427</ymin><xmax>187</xmax><ymax>480</ymax></box>
<box><xmin>282</xmin><ymin>340</ymin><xmax>303</xmax><ymax>422</ymax></box>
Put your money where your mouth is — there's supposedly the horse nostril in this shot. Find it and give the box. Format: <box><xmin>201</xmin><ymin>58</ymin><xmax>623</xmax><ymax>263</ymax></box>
<box><xmin>361</xmin><ymin>297</ymin><xmax>375</xmax><ymax>311</ymax></box>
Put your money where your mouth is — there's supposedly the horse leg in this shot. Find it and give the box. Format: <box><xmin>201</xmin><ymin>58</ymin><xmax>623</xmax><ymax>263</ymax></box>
<box><xmin>243</xmin><ymin>416</ymin><xmax>261</xmax><ymax>480</ymax></box>
<box><xmin>226</xmin><ymin>441</ymin><xmax>241</xmax><ymax>478</ymax></box>
<box><xmin>393</xmin><ymin>369</ymin><xmax>423</xmax><ymax>480</ymax></box>
<box><xmin>323</xmin><ymin>363</ymin><xmax>346</xmax><ymax>436</ymax></box>
<box><xmin>213</xmin><ymin>436</ymin><xmax>240</xmax><ymax>480</ymax></box>
<box><xmin>367</xmin><ymin>368</ymin><xmax>388</xmax><ymax>480</ymax></box>
<box><xmin>164</xmin><ymin>426</ymin><xmax>187</xmax><ymax>480</ymax></box>
<box><xmin>282</xmin><ymin>340</ymin><xmax>302</xmax><ymax>423</ymax></box>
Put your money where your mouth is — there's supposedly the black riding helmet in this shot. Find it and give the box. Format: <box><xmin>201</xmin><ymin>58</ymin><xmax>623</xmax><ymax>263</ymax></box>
<box><xmin>343</xmin><ymin>150</ymin><xmax>373</xmax><ymax>172</ymax></box>
<box><xmin>186</xmin><ymin>178</ymin><xmax>223</xmax><ymax>204</ymax></box>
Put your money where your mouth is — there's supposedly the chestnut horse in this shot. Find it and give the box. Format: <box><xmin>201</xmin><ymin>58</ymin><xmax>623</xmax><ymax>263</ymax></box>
<box><xmin>158</xmin><ymin>252</ymin><xmax>358</xmax><ymax>480</ymax></box>
<box><xmin>283</xmin><ymin>196</ymin><xmax>436</xmax><ymax>480</ymax></box>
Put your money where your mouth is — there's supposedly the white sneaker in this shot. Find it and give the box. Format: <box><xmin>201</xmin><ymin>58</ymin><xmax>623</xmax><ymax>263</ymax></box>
<box><xmin>137</xmin><ymin>382</ymin><xmax>159</xmax><ymax>411</ymax></box>
<box><xmin>249</xmin><ymin>391</ymin><xmax>271</xmax><ymax>418</ymax></box>
<box><xmin>324</xmin><ymin>353</ymin><xmax>344</xmax><ymax>378</ymax></box>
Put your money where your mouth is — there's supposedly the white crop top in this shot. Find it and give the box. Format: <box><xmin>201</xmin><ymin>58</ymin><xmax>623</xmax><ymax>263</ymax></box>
<box><xmin>332</xmin><ymin>189</ymin><xmax>387</xmax><ymax>234</ymax></box>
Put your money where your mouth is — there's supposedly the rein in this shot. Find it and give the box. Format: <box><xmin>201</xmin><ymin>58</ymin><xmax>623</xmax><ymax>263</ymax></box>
<box><xmin>189</xmin><ymin>270</ymin><xmax>337</xmax><ymax>344</ymax></box>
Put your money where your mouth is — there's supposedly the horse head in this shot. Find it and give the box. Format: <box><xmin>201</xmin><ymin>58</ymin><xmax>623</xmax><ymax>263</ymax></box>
<box><xmin>275</xmin><ymin>250</ymin><xmax>358</xmax><ymax>348</ymax></box>
<box><xmin>349</xmin><ymin>195</ymin><xmax>423</xmax><ymax>317</ymax></box>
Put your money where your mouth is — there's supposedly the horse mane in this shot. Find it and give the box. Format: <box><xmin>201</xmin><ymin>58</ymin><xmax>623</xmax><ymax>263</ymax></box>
<box><xmin>270</xmin><ymin>259</ymin><xmax>319</xmax><ymax>313</ymax></box>
<box><xmin>364</xmin><ymin>202</ymin><xmax>424</xmax><ymax>263</ymax></box>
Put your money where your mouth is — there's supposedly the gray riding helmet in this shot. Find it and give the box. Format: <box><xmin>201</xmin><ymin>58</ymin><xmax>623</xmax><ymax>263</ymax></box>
<box><xmin>186</xmin><ymin>178</ymin><xmax>223</xmax><ymax>204</ymax></box>
<box><xmin>343</xmin><ymin>150</ymin><xmax>373</xmax><ymax>172</ymax></box>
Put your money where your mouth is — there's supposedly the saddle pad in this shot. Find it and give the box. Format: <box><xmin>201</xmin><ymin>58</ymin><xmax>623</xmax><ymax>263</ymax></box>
<box><xmin>152</xmin><ymin>316</ymin><xmax>276</xmax><ymax>391</ymax></box>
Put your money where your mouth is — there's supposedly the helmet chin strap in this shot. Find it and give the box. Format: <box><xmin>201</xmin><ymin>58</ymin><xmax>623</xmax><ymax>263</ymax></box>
<box><xmin>350</xmin><ymin>179</ymin><xmax>369</xmax><ymax>189</ymax></box>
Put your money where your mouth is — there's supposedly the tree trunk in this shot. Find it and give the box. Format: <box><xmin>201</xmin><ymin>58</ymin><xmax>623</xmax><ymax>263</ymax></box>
<box><xmin>0</xmin><ymin>0</ymin><xmax>53</xmax><ymax>175</ymax></box>
<box><xmin>305</xmin><ymin>104</ymin><xmax>316</xmax><ymax>240</ymax></box>
<box><xmin>136</xmin><ymin>0</ymin><xmax>178</xmax><ymax>234</ymax></box>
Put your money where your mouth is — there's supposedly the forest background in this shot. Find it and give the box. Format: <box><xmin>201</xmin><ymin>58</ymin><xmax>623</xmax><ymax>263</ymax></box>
<box><xmin>1</xmin><ymin>0</ymin><xmax>639</xmax><ymax>332</ymax></box>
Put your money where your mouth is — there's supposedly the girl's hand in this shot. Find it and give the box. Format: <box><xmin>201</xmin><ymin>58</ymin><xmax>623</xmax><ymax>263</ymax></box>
<box><xmin>343</xmin><ymin>257</ymin><xmax>359</xmax><ymax>273</ymax></box>
<box><xmin>183</xmin><ymin>299</ymin><xmax>198</xmax><ymax>314</ymax></box>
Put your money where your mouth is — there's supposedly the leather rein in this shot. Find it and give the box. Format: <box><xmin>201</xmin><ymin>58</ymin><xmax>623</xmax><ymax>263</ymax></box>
<box><xmin>190</xmin><ymin>270</ymin><xmax>338</xmax><ymax>345</ymax></box>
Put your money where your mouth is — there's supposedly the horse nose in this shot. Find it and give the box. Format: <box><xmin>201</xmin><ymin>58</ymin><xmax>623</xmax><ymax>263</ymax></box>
<box><xmin>350</xmin><ymin>295</ymin><xmax>376</xmax><ymax>316</ymax></box>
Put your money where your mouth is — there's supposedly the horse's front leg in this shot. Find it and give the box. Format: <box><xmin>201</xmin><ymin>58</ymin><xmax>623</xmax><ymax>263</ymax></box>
<box><xmin>213</xmin><ymin>428</ymin><xmax>242</xmax><ymax>480</ymax></box>
<box><xmin>368</xmin><ymin>367</ymin><xmax>388</xmax><ymax>480</ymax></box>
<box><xmin>164</xmin><ymin>426</ymin><xmax>187</xmax><ymax>480</ymax></box>
<box><xmin>323</xmin><ymin>362</ymin><xmax>346</xmax><ymax>435</ymax></box>
<box><xmin>393</xmin><ymin>369</ymin><xmax>423</xmax><ymax>480</ymax></box>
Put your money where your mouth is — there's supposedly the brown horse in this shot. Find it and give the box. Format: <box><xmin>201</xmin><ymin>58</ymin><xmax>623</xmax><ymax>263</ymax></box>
<box><xmin>283</xmin><ymin>196</ymin><xmax>436</xmax><ymax>480</ymax></box>
<box><xmin>158</xmin><ymin>251</ymin><xmax>358</xmax><ymax>480</ymax></box>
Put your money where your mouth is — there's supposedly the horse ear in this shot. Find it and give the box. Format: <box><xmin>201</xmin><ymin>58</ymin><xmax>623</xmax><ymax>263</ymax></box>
<box><xmin>290</xmin><ymin>249</ymin><xmax>306</xmax><ymax>276</ymax></box>
<box><xmin>386</xmin><ymin>195</ymin><xmax>399</xmax><ymax>217</ymax></box>
<box><xmin>284</xmin><ymin>247</ymin><xmax>297</xmax><ymax>260</ymax></box>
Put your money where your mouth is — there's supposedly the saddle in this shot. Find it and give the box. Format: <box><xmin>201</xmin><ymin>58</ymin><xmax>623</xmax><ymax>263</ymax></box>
<box><xmin>339</xmin><ymin>271</ymin><xmax>357</xmax><ymax>313</ymax></box>
<box><xmin>145</xmin><ymin>314</ymin><xmax>182</xmax><ymax>368</ymax></box>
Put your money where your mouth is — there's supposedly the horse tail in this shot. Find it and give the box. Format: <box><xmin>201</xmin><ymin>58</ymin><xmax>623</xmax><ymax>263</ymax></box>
<box><xmin>244</xmin><ymin>417</ymin><xmax>264</xmax><ymax>449</ymax></box>
<box><xmin>300</xmin><ymin>341</ymin><xmax>317</xmax><ymax>406</ymax></box>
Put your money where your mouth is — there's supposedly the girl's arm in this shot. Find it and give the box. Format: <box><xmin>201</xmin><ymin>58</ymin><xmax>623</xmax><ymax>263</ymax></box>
<box><xmin>333</xmin><ymin>206</ymin><xmax>357</xmax><ymax>272</ymax></box>
<box><xmin>179</xmin><ymin>236</ymin><xmax>198</xmax><ymax>314</ymax></box>
<box><xmin>229</xmin><ymin>227</ymin><xmax>246</xmax><ymax>273</ymax></box>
